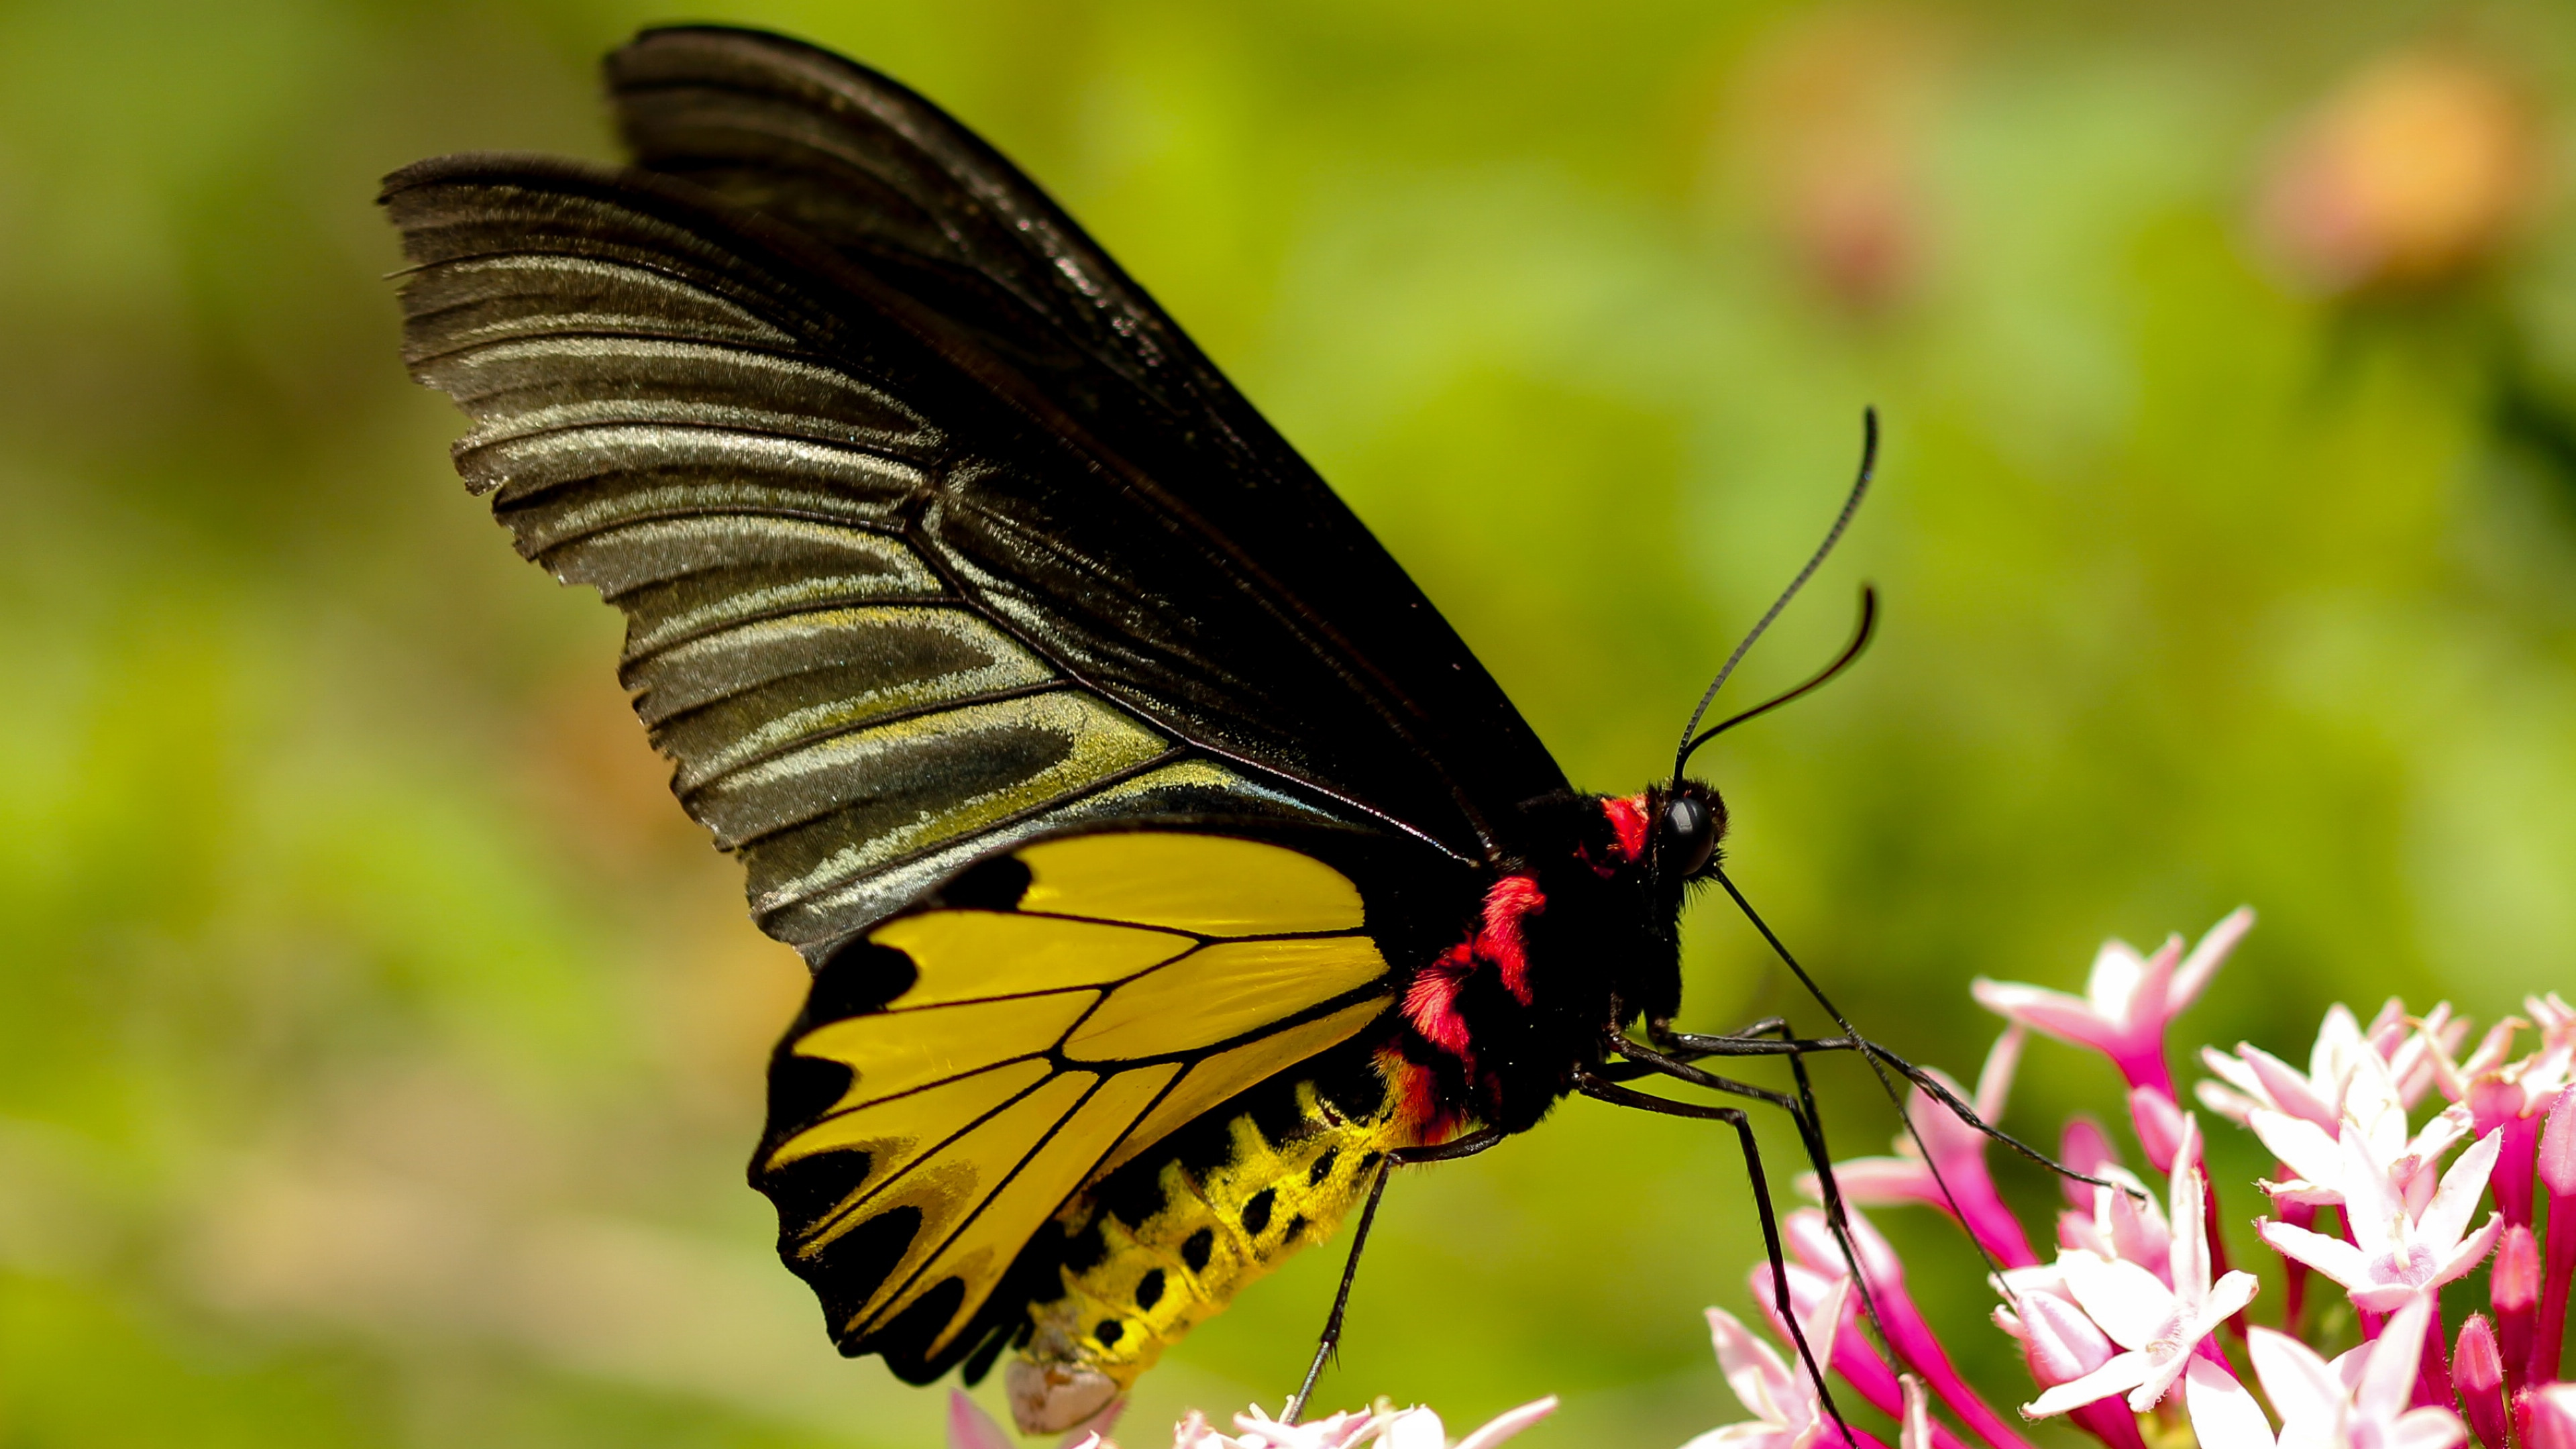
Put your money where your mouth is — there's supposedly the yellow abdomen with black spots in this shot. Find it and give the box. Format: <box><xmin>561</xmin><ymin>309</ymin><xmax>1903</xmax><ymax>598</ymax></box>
<box><xmin>1007</xmin><ymin>1073</ymin><xmax>1430</xmax><ymax>1430</ymax></box>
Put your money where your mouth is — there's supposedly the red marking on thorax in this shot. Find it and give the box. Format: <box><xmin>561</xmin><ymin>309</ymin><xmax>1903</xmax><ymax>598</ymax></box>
<box><xmin>1401</xmin><ymin>946</ymin><xmax>1478</xmax><ymax>1056</ymax></box>
<box><xmin>1400</xmin><ymin>873</ymin><xmax>1550</xmax><ymax>1064</ymax></box>
<box><xmin>1481</xmin><ymin>875</ymin><xmax>1544</xmax><ymax>1003</ymax></box>
<box><xmin>1602</xmin><ymin>793</ymin><xmax>1651</xmax><ymax>864</ymax></box>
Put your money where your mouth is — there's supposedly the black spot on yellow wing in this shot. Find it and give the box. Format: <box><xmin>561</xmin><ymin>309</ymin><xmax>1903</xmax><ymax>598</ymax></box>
<box><xmin>750</xmin><ymin>830</ymin><xmax>1403</xmax><ymax>1385</ymax></box>
<box><xmin>1020</xmin><ymin>1033</ymin><xmax>1434</xmax><ymax>1398</ymax></box>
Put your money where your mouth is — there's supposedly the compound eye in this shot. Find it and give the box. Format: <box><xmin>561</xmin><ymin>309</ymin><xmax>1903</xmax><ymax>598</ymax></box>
<box><xmin>1663</xmin><ymin>796</ymin><xmax>1717</xmax><ymax>877</ymax></box>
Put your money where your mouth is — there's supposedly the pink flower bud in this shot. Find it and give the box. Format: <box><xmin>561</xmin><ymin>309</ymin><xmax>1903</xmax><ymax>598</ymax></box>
<box><xmin>2519</xmin><ymin>1384</ymin><xmax>2576</xmax><ymax>1449</ymax></box>
<box><xmin>2542</xmin><ymin>1087</ymin><xmax>2576</xmax><ymax>1196</ymax></box>
<box><xmin>2456</xmin><ymin>1316</ymin><xmax>2508</xmax><ymax>1449</ymax></box>
<box><xmin>2058</xmin><ymin>1118</ymin><xmax>2121</xmax><ymax>1209</ymax></box>
<box><xmin>2129</xmin><ymin>1087</ymin><xmax>2187</xmax><ymax>1174</ymax></box>
<box><xmin>2493</xmin><ymin>1224</ymin><xmax>2538</xmax><ymax>1394</ymax></box>
<box><xmin>2528</xmin><ymin>1097</ymin><xmax>2574</xmax><ymax>1383</ymax></box>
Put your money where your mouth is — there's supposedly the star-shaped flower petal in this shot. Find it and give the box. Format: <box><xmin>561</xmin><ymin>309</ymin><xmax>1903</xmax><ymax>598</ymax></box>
<box><xmin>1377</xmin><ymin>1399</ymin><xmax>1557</xmax><ymax>1449</ymax></box>
<box><xmin>2021</xmin><ymin>1123</ymin><xmax>2259</xmax><ymax>1416</ymax></box>
<box><xmin>2246</xmin><ymin>1050</ymin><xmax>2470</xmax><ymax>1215</ymax></box>
<box><xmin>2180</xmin><ymin>1299</ymin><xmax>2465</xmax><ymax>1449</ymax></box>
<box><xmin>1686</xmin><ymin>1278</ymin><xmax>1854</xmax><ymax>1449</ymax></box>
<box><xmin>2249</xmin><ymin>1295</ymin><xmax>2463</xmax><ymax>1449</ymax></box>
<box><xmin>2257</xmin><ymin>1124</ymin><xmax>2504</xmax><ymax>1313</ymax></box>
<box><xmin>1975</xmin><ymin>909</ymin><xmax>2253</xmax><ymax>1098</ymax></box>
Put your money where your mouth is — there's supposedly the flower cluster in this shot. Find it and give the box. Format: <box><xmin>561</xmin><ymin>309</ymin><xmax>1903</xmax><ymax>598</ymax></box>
<box><xmin>1704</xmin><ymin>907</ymin><xmax>2576</xmax><ymax>1449</ymax></box>
<box><xmin>944</xmin><ymin>1389</ymin><xmax>1558</xmax><ymax>1449</ymax></box>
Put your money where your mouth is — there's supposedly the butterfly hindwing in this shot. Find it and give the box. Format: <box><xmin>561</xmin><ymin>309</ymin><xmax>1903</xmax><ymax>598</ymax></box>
<box><xmin>753</xmin><ymin>828</ymin><xmax>1415</xmax><ymax>1377</ymax></box>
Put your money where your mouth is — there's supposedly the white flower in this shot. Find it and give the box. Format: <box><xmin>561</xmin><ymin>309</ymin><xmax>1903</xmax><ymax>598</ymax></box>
<box><xmin>2257</xmin><ymin>1126</ymin><xmax>2504</xmax><ymax>1312</ymax></box>
<box><xmin>2182</xmin><ymin>1296</ymin><xmax>2465</xmax><ymax>1449</ymax></box>
<box><xmin>2246</xmin><ymin>1050</ymin><xmax>2470</xmax><ymax>1211</ymax></box>
<box><xmin>1897</xmin><ymin>1375</ymin><xmax>1935</xmax><ymax>1449</ymax></box>
<box><xmin>1685</xmin><ymin>1277</ymin><xmax>1851</xmax><ymax>1449</ymax></box>
<box><xmin>1376</xmin><ymin>1400</ymin><xmax>1557</xmax><ymax>1449</ymax></box>
<box><xmin>2528</xmin><ymin>993</ymin><xmax>2576</xmax><ymax>1054</ymax></box>
<box><xmin>2021</xmin><ymin>1119</ymin><xmax>2260</xmax><ymax>1416</ymax></box>
<box><xmin>1163</xmin><ymin>1401</ymin><xmax>1556</xmax><ymax>1449</ymax></box>
<box><xmin>1171</xmin><ymin>1405</ymin><xmax>1380</xmax><ymax>1449</ymax></box>
<box><xmin>2198</xmin><ymin>1000</ymin><xmax>2459</xmax><ymax>1130</ymax></box>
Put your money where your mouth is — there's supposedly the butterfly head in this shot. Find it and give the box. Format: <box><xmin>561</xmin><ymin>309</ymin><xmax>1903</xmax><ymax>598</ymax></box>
<box><xmin>1655</xmin><ymin>780</ymin><xmax>1727</xmax><ymax>884</ymax></box>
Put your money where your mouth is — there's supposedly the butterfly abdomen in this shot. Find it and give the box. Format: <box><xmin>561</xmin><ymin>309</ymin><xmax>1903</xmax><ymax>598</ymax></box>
<box><xmin>1008</xmin><ymin>1060</ymin><xmax>1432</xmax><ymax>1432</ymax></box>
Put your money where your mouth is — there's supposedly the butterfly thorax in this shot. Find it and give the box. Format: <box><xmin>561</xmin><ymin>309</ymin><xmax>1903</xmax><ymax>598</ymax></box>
<box><xmin>1389</xmin><ymin>782</ymin><xmax>1723</xmax><ymax>1136</ymax></box>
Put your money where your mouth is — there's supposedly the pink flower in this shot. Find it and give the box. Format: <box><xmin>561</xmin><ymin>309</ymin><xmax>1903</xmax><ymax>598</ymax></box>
<box><xmin>1169</xmin><ymin>1405</ymin><xmax>1384</xmax><ymax>1449</ymax></box>
<box><xmin>2257</xmin><ymin>1126</ymin><xmax>2504</xmax><ymax>1313</ymax></box>
<box><xmin>2198</xmin><ymin>1002</ymin><xmax>2449</xmax><ymax>1131</ymax></box>
<box><xmin>1813</xmin><ymin>1029</ymin><xmax>2039</xmax><ymax>1268</ymax></box>
<box><xmin>1974</xmin><ymin>909</ymin><xmax>2253</xmax><ymax>1099</ymax></box>
<box><xmin>2528</xmin><ymin>994</ymin><xmax>2576</xmax><ymax>1054</ymax></box>
<box><xmin>1775</xmin><ymin>1209</ymin><xmax>2035</xmax><ymax>1449</ymax></box>
<box><xmin>2055</xmin><ymin>1165</ymin><xmax>2171</xmax><ymax>1282</ymax></box>
<box><xmin>1065</xmin><ymin>1397</ymin><xmax>1555</xmax><ymax>1449</ymax></box>
<box><xmin>951</xmin><ymin>1392</ymin><xmax>1016</xmax><ymax>1449</ymax></box>
<box><xmin>2022</xmin><ymin>1124</ymin><xmax>2260</xmax><ymax>1416</ymax></box>
<box><xmin>1993</xmin><ymin>1263</ymin><xmax>2114</xmax><ymax>1385</ymax></box>
<box><xmin>2182</xmin><ymin>1295</ymin><xmax>2465</xmax><ymax>1449</ymax></box>
<box><xmin>2453</xmin><ymin>1313</ymin><xmax>2509</xmax><ymax>1449</ymax></box>
<box><xmin>2247</xmin><ymin>1049</ymin><xmax>2471</xmax><ymax>1211</ymax></box>
<box><xmin>2520</xmin><ymin>1383</ymin><xmax>2576</xmax><ymax>1449</ymax></box>
<box><xmin>1375</xmin><ymin>1401</ymin><xmax>1558</xmax><ymax>1449</ymax></box>
<box><xmin>1690</xmin><ymin>1278</ymin><xmax>1864</xmax><ymax>1449</ymax></box>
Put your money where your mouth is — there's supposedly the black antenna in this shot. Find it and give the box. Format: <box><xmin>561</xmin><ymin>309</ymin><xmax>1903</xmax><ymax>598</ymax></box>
<box><xmin>1671</xmin><ymin>408</ymin><xmax>1878</xmax><ymax>789</ymax></box>
<box><xmin>1676</xmin><ymin>586</ymin><xmax>1877</xmax><ymax>777</ymax></box>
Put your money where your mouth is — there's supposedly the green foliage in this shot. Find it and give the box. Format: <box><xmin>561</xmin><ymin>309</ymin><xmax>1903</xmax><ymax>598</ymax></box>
<box><xmin>3</xmin><ymin>2</ymin><xmax>2575</xmax><ymax>1444</ymax></box>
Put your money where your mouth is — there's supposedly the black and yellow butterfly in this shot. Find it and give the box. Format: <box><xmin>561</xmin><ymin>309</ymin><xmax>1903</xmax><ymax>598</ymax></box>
<box><xmin>382</xmin><ymin>23</ymin><xmax>2028</xmax><ymax>1436</ymax></box>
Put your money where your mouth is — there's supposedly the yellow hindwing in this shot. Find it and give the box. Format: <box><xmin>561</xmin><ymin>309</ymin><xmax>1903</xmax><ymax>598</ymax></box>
<box><xmin>755</xmin><ymin>830</ymin><xmax>1398</xmax><ymax>1365</ymax></box>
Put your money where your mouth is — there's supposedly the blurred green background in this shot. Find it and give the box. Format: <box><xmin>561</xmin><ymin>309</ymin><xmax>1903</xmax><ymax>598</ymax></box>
<box><xmin>6</xmin><ymin>0</ymin><xmax>2576</xmax><ymax>1444</ymax></box>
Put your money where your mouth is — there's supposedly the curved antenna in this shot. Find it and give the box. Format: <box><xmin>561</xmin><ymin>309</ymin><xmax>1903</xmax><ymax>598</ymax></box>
<box><xmin>1674</xmin><ymin>585</ymin><xmax>1877</xmax><ymax>777</ymax></box>
<box><xmin>1671</xmin><ymin>408</ymin><xmax>1878</xmax><ymax>788</ymax></box>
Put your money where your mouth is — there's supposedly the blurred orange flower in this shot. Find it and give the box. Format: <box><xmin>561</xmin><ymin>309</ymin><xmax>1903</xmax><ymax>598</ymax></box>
<box><xmin>2258</xmin><ymin>50</ymin><xmax>2545</xmax><ymax>293</ymax></box>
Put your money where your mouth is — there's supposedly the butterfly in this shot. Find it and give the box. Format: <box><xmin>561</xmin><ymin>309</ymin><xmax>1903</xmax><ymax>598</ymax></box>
<box><xmin>382</xmin><ymin>23</ymin><xmax>2063</xmax><ymax>1436</ymax></box>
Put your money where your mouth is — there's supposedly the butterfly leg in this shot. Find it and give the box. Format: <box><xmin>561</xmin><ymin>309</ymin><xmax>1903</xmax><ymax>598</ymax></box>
<box><xmin>1572</xmin><ymin>1071</ymin><xmax>1858</xmax><ymax>1448</ymax></box>
<box><xmin>1283</xmin><ymin>1124</ymin><xmax>1506</xmax><ymax>1425</ymax></box>
<box><xmin>1615</xmin><ymin>1027</ymin><xmax>1910</xmax><ymax>1380</ymax></box>
<box><xmin>1650</xmin><ymin>1028</ymin><xmax>2129</xmax><ymax>1199</ymax></box>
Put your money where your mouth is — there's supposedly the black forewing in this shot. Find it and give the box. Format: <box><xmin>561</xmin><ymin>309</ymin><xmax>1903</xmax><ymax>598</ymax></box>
<box><xmin>600</xmin><ymin>25</ymin><xmax>1568</xmax><ymax>865</ymax></box>
<box><xmin>387</xmin><ymin>156</ymin><xmax>1388</xmax><ymax>958</ymax></box>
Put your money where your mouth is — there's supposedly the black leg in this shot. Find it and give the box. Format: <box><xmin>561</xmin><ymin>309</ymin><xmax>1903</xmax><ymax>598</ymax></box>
<box><xmin>1284</xmin><ymin>1124</ymin><xmax>1506</xmax><ymax>1424</ymax></box>
<box><xmin>1574</xmin><ymin>1071</ymin><xmax>1858</xmax><ymax>1448</ymax></box>
<box><xmin>1606</xmin><ymin>1032</ymin><xmax>1904</xmax><ymax>1398</ymax></box>
<box><xmin>1634</xmin><ymin>1030</ymin><xmax>2133</xmax><ymax>1201</ymax></box>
